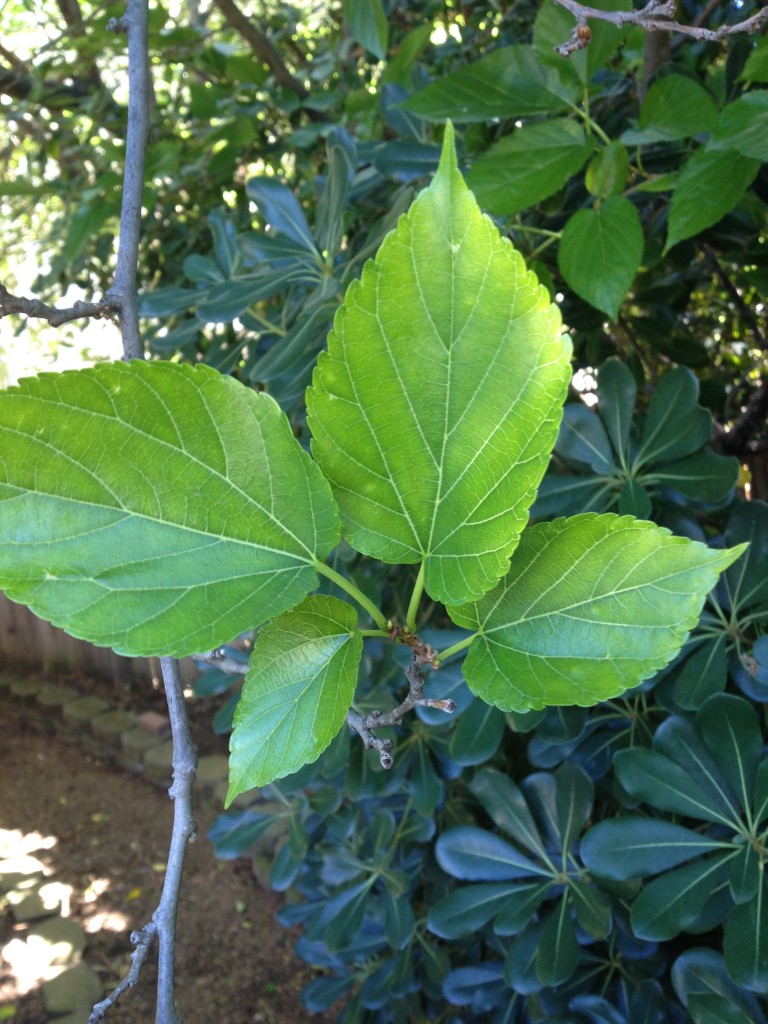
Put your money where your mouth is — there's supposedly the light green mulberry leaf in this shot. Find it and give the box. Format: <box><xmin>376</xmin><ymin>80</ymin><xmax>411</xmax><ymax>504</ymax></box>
<box><xmin>308</xmin><ymin>123</ymin><xmax>572</xmax><ymax>606</ymax></box>
<box><xmin>449</xmin><ymin>514</ymin><xmax>745</xmax><ymax>712</ymax></box>
<box><xmin>0</xmin><ymin>361</ymin><xmax>339</xmax><ymax>656</ymax></box>
<box><xmin>227</xmin><ymin>595</ymin><xmax>362</xmax><ymax>802</ymax></box>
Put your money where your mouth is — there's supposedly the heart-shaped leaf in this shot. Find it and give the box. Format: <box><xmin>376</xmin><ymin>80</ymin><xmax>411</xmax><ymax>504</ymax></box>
<box><xmin>558</xmin><ymin>196</ymin><xmax>644</xmax><ymax>320</ymax></box>
<box><xmin>449</xmin><ymin>514</ymin><xmax>744</xmax><ymax>712</ymax></box>
<box><xmin>308</xmin><ymin>123</ymin><xmax>572</xmax><ymax>605</ymax></box>
<box><xmin>227</xmin><ymin>595</ymin><xmax>362</xmax><ymax>802</ymax></box>
<box><xmin>0</xmin><ymin>361</ymin><xmax>339</xmax><ymax>656</ymax></box>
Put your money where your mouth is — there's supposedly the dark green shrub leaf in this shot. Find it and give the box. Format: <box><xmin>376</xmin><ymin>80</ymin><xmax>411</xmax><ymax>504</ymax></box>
<box><xmin>555</xmin><ymin>403</ymin><xmax>617</xmax><ymax>474</ymax></box>
<box><xmin>581</xmin><ymin>817</ymin><xmax>725</xmax><ymax>880</ymax></box>
<box><xmin>450</xmin><ymin>514</ymin><xmax>743</xmax><ymax>712</ymax></box>
<box><xmin>558</xmin><ymin>197</ymin><xmax>643</xmax><ymax>320</ymax></box>
<box><xmin>208</xmin><ymin>811</ymin><xmax>279</xmax><ymax>859</ymax></box>
<box><xmin>555</xmin><ymin>762</ymin><xmax>593</xmax><ymax>853</ymax></box>
<box><xmin>729</xmin><ymin>842</ymin><xmax>761</xmax><ymax>905</ymax></box>
<box><xmin>672</xmin><ymin>949</ymin><xmax>768</xmax><ymax>1021</ymax></box>
<box><xmin>652</xmin><ymin>452</ymin><xmax>739</xmax><ymax>503</ymax></box>
<box><xmin>630</xmin><ymin>855</ymin><xmax>731</xmax><ymax>940</ymax></box>
<box><xmin>532</xmin><ymin>474</ymin><xmax>616</xmax><ymax>517</ymax></box>
<box><xmin>309</xmin><ymin>124</ymin><xmax>571</xmax><ymax>605</ymax></box>
<box><xmin>636</xmin><ymin>368</ymin><xmax>712</xmax><ymax>467</ymax></box>
<box><xmin>614</xmin><ymin>747</ymin><xmax>731</xmax><ymax>824</ymax></box>
<box><xmin>665</xmin><ymin>148</ymin><xmax>760</xmax><ymax>252</ymax></box>
<box><xmin>674</xmin><ymin>637</ymin><xmax>728</xmax><ymax>710</ymax></box>
<box><xmin>427</xmin><ymin>883</ymin><xmax>520</xmax><ymax>939</ymax></box>
<box><xmin>568</xmin><ymin>878</ymin><xmax>611</xmax><ymax>939</ymax></box>
<box><xmin>0</xmin><ymin>362</ymin><xmax>339</xmax><ymax>656</ymax></box>
<box><xmin>493</xmin><ymin>881</ymin><xmax>551</xmax><ymax>936</ymax></box>
<box><xmin>448</xmin><ymin>699</ymin><xmax>505</xmax><ymax>766</ymax></box>
<box><xmin>245</xmin><ymin>177</ymin><xmax>317</xmax><ymax>252</ymax></box>
<box><xmin>698</xmin><ymin>694</ymin><xmax>763</xmax><ymax>813</ymax></box>
<box><xmin>655</xmin><ymin>716</ymin><xmax>739</xmax><ymax>819</ymax></box>
<box><xmin>227</xmin><ymin>596</ymin><xmax>362</xmax><ymax>803</ymax></box>
<box><xmin>436</xmin><ymin>826</ymin><xmax>545</xmax><ymax>881</ymax></box>
<box><xmin>383</xmin><ymin>889</ymin><xmax>415</xmax><ymax>950</ymax></box>
<box><xmin>724</xmin><ymin>883</ymin><xmax>768</xmax><ymax>992</ymax></box>
<box><xmin>618</xmin><ymin>480</ymin><xmax>652</xmax><ymax>518</ymax></box>
<box><xmin>536</xmin><ymin>896</ymin><xmax>579</xmax><ymax>986</ymax></box>
<box><xmin>470</xmin><ymin>768</ymin><xmax>548</xmax><ymax>858</ymax></box>
<box><xmin>466</xmin><ymin>119</ymin><xmax>593</xmax><ymax>215</ymax></box>
<box><xmin>688</xmin><ymin>993</ymin><xmax>755</xmax><ymax>1024</ymax></box>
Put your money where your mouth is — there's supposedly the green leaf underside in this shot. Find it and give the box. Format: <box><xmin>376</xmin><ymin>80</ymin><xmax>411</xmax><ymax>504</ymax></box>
<box><xmin>0</xmin><ymin>362</ymin><xmax>339</xmax><ymax>656</ymax></box>
<box><xmin>308</xmin><ymin>123</ymin><xmax>572</xmax><ymax>606</ymax></box>
<box><xmin>226</xmin><ymin>595</ymin><xmax>362</xmax><ymax>803</ymax></box>
<box><xmin>449</xmin><ymin>514</ymin><xmax>744</xmax><ymax>712</ymax></box>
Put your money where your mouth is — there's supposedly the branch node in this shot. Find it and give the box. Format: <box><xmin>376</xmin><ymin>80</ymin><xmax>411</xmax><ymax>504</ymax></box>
<box><xmin>107</xmin><ymin>15</ymin><xmax>129</xmax><ymax>33</ymax></box>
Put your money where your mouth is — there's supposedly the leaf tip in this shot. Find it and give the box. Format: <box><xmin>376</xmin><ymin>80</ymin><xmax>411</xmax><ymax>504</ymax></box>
<box><xmin>437</xmin><ymin>120</ymin><xmax>458</xmax><ymax>179</ymax></box>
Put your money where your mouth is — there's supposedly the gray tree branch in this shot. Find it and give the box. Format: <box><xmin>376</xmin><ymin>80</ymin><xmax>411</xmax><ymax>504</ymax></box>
<box><xmin>0</xmin><ymin>285</ymin><xmax>117</xmax><ymax>326</ymax></box>
<box><xmin>84</xmin><ymin>3</ymin><xmax>199</xmax><ymax>1022</ymax></box>
<box><xmin>552</xmin><ymin>0</ymin><xmax>768</xmax><ymax>56</ymax></box>
<box><xmin>211</xmin><ymin>0</ymin><xmax>308</xmax><ymax>97</ymax></box>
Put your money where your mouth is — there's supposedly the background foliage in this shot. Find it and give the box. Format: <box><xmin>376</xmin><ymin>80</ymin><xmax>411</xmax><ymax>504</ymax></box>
<box><xmin>2</xmin><ymin>0</ymin><xmax>768</xmax><ymax>1020</ymax></box>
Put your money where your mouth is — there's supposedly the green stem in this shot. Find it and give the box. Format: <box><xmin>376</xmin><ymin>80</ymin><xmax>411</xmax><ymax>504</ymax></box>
<box><xmin>358</xmin><ymin>628</ymin><xmax>389</xmax><ymax>638</ymax></box>
<box><xmin>435</xmin><ymin>632</ymin><xmax>477</xmax><ymax>664</ymax></box>
<box><xmin>314</xmin><ymin>560</ymin><xmax>389</xmax><ymax>631</ymax></box>
<box><xmin>406</xmin><ymin>561</ymin><xmax>426</xmax><ymax>633</ymax></box>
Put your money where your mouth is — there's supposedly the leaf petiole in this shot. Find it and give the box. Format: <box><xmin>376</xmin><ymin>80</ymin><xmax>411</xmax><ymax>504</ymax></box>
<box><xmin>435</xmin><ymin>632</ymin><xmax>477</xmax><ymax>665</ymax></box>
<box><xmin>405</xmin><ymin>561</ymin><xmax>426</xmax><ymax>633</ymax></box>
<box><xmin>314</xmin><ymin>560</ymin><xmax>389</xmax><ymax>631</ymax></box>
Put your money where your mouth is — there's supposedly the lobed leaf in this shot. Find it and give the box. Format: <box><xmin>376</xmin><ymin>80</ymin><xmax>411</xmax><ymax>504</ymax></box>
<box><xmin>0</xmin><ymin>361</ymin><xmax>339</xmax><ymax>656</ymax></box>
<box><xmin>226</xmin><ymin>596</ymin><xmax>362</xmax><ymax>802</ymax></box>
<box><xmin>449</xmin><ymin>514</ymin><xmax>745</xmax><ymax>712</ymax></box>
<box><xmin>309</xmin><ymin>123</ymin><xmax>572</xmax><ymax>605</ymax></box>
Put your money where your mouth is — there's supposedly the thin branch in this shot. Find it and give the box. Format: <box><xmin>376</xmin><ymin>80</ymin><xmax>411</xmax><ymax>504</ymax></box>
<box><xmin>88</xmin><ymin>925</ymin><xmax>157</xmax><ymax>1022</ymax></box>
<box><xmin>0</xmin><ymin>285</ymin><xmax>117</xmax><ymax>326</ymax></box>
<box><xmin>104</xmin><ymin>0</ymin><xmax>150</xmax><ymax>361</ymax></box>
<box><xmin>347</xmin><ymin>642</ymin><xmax>456</xmax><ymax>770</ymax></box>
<box><xmin>193</xmin><ymin>648</ymin><xmax>249</xmax><ymax>676</ymax></box>
<box><xmin>211</xmin><ymin>0</ymin><xmax>308</xmax><ymax>97</ymax></box>
<box><xmin>552</xmin><ymin>0</ymin><xmax>768</xmax><ymax>55</ymax></box>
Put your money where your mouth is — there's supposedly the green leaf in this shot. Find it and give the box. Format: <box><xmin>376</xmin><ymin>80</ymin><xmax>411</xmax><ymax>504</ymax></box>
<box><xmin>636</xmin><ymin>368</ymin><xmax>711</xmax><ymax>467</ymax></box>
<box><xmin>621</xmin><ymin>75</ymin><xmax>718</xmax><ymax>144</ymax></box>
<box><xmin>674</xmin><ymin>637</ymin><xmax>727</xmax><ymax>710</ymax></box>
<box><xmin>688</xmin><ymin>993</ymin><xmax>754</xmax><ymax>1024</ymax></box>
<box><xmin>428</xmin><ymin>883</ymin><xmax>522</xmax><ymax>939</ymax></box>
<box><xmin>614</xmin><ymin>747</ymin><xmax>731</xmax><ymax>824</ymax></box>
<box><xmin>617</xmin><ymin>480</ymin><xmax>651</xmax><ymax>518</ymax></box>
<box><xmin>631</xmin><ymin>855</ymin><xmax>732</xmax><ymax>940</ymax></box>
<box><xmin>449</xmin><ymin>514</ymin><xmax>744</xmax><ymax>712</ymax></box>
<box><xmin>581</xmin><ymin>817</ymin><xmax>727</xmax><ymax>880</ymax></box>
<box><xmin>466</xmin><ymin>120</ymin><xmax>593</xmax><ymax>216</ymax></box>
<box><xmin>665</xmin><ymin>148</ymin><xmax>760</xmax><ymax>252</ymax></box>
<box><xmin>568</xmin><ymin>879</ymin><xmax>611</xmax><ymax>939</ymax></box>
<box><xmin>597</xmin><ymin>357</ymin><xmax>636</xmax><ymax>460</ymax></box>
<box><xmin>493</xmin><ymin>881</ymin><xmax>551</xmax><ymax>935</ymax></box>
<box><xmin>555</xmin><ymin>762</ymin><xmax>593</xmax><ymax>854</ymax></box>
<box><xmin>343</xmin><ymin>0</ymin><xmax>388</xmax><ymax>59</ymax></box>
<box><xmin>0</xmin><ymin>362</ymin><xmax>339</xmax><ymax>656</ymax></box>
<box><xmin>724</xmin><ymin>881</ymin><xmax>768</xmax><ymax>992</ymax></box>
<box><xmin>558</xmin><ymin>196</ymin><xmax>644</xmax><ymax>320</ymax></box>
<box><xmin>652</xmin><ymin>452</ymin><xmax>739</xmax><ymax>502</ymax></box>
<box><xmin>308</xmin><ymin>124</ymin><xmax>572</xmax><ymax>605</ymax></box>
<box><xmin>400</xmin><ymin>46</ymin><xmax>577</xmax><ymax>122</ymax></box>
<box><xmin>536</xmin><ymin>896</ymin><xmax>579</xmax><ymax>986</ymax></box>
<box><xmin>448</xmin><ymin>699</ymin><xmax>505</xmax><ymax>766</ymax></box>
<box><xmin>709</xmin><ymin>92</ymin><xmax>768</xmax><ymax>160</ymax></box>
<box><xmin>740</xmin><ymin>36</ymin><xmax>768</xmax><ymax>83</ymax></box>
<box><xmin>555</xmin><ymin>403</ymin><xmax>617</xmax><ymax>474</ymax></box>
<box><xmin>729</xmin><ymin>842</ymin><xmax>762</xmax><ymax>905</ymax></box>
<box><xmin>585</xmin><ymin>142</ymin><xmax>630</xmax><ymax>198</ymax></box>
<box><xmin>227</xmin><ymin>596</ymin><xmax>361</xmax><ymax>801</ymax></box>
<box><xmin>470</xmin><ymin>768</ymin><xmax>549</xmax><ymax>859</ymax></box>
<box><xmin>698</xmin><ymin>694</ymin><xmax>763</xmax><ymax>815</ymax></box>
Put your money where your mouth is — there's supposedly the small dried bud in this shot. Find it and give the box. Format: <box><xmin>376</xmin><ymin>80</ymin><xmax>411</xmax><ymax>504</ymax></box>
<box><xmin>576</xmin><ymin>22</ymin><xmax>591</xmax><ymax>43</ymax></box>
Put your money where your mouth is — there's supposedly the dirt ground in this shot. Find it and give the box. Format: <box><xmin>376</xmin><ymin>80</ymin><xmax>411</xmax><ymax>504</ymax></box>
<box><xmin>0</xmin><ymin>701</ymin><xmax>339</xmax><ymax>1023</ymax></box>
